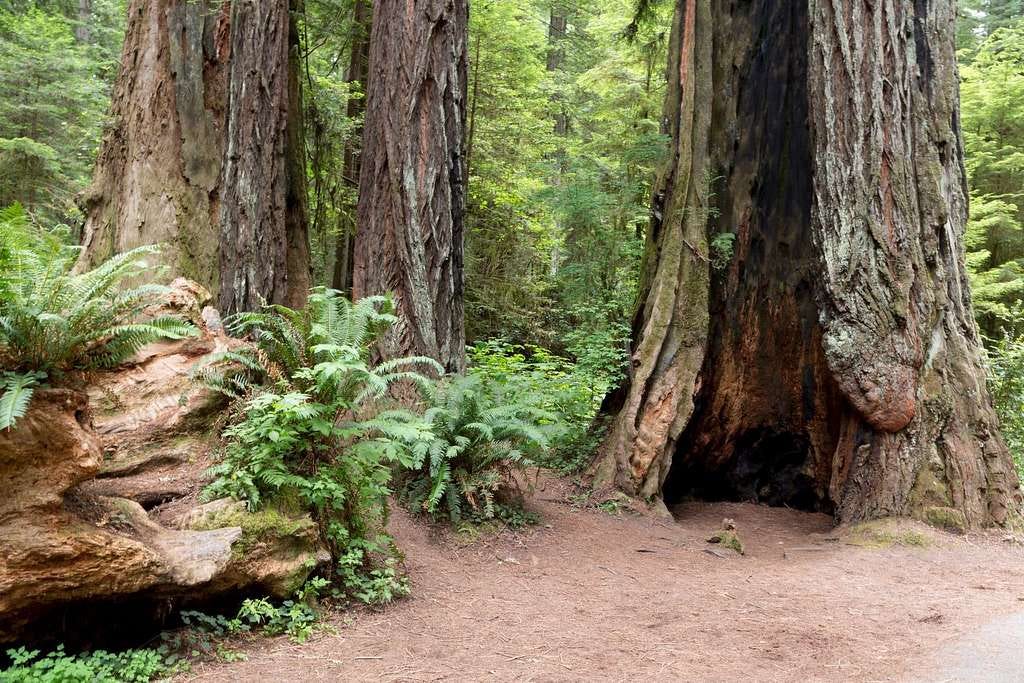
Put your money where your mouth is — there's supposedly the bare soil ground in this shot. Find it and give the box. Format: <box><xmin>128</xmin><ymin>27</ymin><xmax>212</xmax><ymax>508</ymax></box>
<box><xmin>187</xmin><ymin>477</ymin><xmax>1024</xmax><ymax>682</ymax></box>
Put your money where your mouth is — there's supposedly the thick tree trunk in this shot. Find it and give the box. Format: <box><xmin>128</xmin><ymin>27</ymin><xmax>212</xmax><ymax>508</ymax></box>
<box><xmin>330</xmin><ymin>0</ymin><xmax>371</xmax><ymax>296</ymax></box>
<box><xmin>593</xmin><ymin>0</ymin><xmax>1021</xmax><ymax>528</ymax></box>
<box><xmin>592</xmin><ymin>0</ymin><xmax>712</xmax><ymax>502</ymax></box>
<box><xmin>218</xmin><ymin>0</ymin><xmax>310</xmax><ymax>314</ymax></box>
<box><xmin>78</xmin><ymin>0</ymin><xmax>310</xmax><ymax>313</ymax></box>
<box><xmin>353</xmin><ymin>0</ymin><xmax>468</xmax><ymax>373</ymax></box>
<box><xmin>78</xmin><ymin>0</ymin><xmax>231</xmax><ymax>291</ymax></box>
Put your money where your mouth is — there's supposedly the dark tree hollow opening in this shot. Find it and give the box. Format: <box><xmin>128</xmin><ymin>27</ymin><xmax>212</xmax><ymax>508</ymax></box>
<box><xmin>663</xmin><ymin>429</ymin><xmax>834</xmax><ymax>514</ymax></box>
<box><xmin>0</xmin><ymin>588</ymin><xmax>277</xmax><ymax>656</ymax></box>
<box><xmin>657</xmin><ymin>0</ymin><xmax>838</xmax><ymax>517</ymax></box>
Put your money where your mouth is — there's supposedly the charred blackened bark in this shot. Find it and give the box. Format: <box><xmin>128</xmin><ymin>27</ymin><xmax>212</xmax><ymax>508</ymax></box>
<box><xmin>353</xmin><ymin>0</ymin><xmax>468</xmax><ymax>373</ymax></box>
<box><xmin>78</xmin><ymin>0</ymin><xmax>231</xmax><ymax>291</ymax></box>
<box><xmin>79</xmin><ymin>0</ymin><xmax>310</xmax><ymax>313</ymax></box>
<box><xmin>595</xmin><ymin>0</ymin><xmax>1021</xmax><ymax>527</ymax></box>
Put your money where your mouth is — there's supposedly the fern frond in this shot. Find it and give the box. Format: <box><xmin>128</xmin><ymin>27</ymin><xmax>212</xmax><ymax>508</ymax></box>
<box><xmin>0</xmin><ymin>372</ymin><xmax>39</xmax><ymax>430</ymax></box>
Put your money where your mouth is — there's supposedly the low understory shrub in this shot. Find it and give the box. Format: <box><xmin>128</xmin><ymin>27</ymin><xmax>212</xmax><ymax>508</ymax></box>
<box><xmin>164</xmin><ymin>577</ymin><xmax>333</xmax><ymax>659</ymax></box>
<box><xmin>0</xmin><ymin>578</ymin><xmax>341</xmax><ymax>681</ymax></box>
<box><xmin>466</xmin><ymin>338</ymin><xmax>620</xmax><ymax>473</ymax></box>
<box><xmin>0</xmin><ymin>203</ymin><xmax>195</xmax><ymax>430</ymax></box>
<box><xmin>394</xmin><ymin>374</ymin><xmax>554</xmax><ymax>523</ymax></box>
<box><xmin>985</xmin><ymin>321</ymin><xmax>1024</xmax><ymax>481</ymax></box>
<box><xmin>197</xmin><ymin>289</ymin><xmax>435</xmax><ymax>599</ymax></box>
<box><xmin>0</xmin><ymin>645</ymin><xmax>169</xmax><ymax>683</ymax></box>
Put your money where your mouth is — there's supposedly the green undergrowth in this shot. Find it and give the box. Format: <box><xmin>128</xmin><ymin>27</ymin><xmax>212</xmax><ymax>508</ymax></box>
<box><xmin>0</xmin><ymin>579</ymin><xmax>339</xmax><ymax>682</ymax></box>
<box><xmin>452</xmin><ymin>504</ymin><xmax>542</xmax><ymax>544</ymax></box>
<box><xmin>466</xmin><ymin>340</ymin><xmax>618</xmax><ymax>474</ymax></box>
<box><xmin>0</xmin><ymin>646</ymin><xmax>168</xmax><ymax>683</ymax></box>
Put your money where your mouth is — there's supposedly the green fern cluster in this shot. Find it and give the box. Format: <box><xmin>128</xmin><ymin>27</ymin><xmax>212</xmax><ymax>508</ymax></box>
<box><xmin>199</xmin><ymin>288</ymin><xmax>438</xmax><ymax>579</ymax></box>
<box><xmin>396</xmin><ymin>375</ymin><xmax>554</xmax><ymax>523</ymax></box>
<box><xmin>197</xmin><ymin>288</ymin><xmax>436</xmax><ymax>401</ymax></box>
<box><xmin>0</xmin><ymin>203</ymin><xmax>196</xmax><ymax>430</ymax></box>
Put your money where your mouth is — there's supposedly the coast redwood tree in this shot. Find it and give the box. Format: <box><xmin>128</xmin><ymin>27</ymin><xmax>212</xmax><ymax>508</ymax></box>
<box><xmin>353</xmin><ymin>0</ymin><xmax>468</xmax><ymax>373</ymax></box>
<box><xmin>218</xmin><ymin>0</ymin><xmax>311</xmax><ymax>313</ymax></box>
<box><xmin>78</xmin><ymin>0</ymin><xmax>310</xmax><ymax>313</ymax></box>
<box><xmin>593</xmin><ymin>0</ymin><xmax>1021</xmax><ymax>527</ymax></box>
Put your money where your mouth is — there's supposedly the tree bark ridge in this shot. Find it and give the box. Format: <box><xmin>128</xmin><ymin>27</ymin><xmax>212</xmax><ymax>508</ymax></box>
<box><xmin>354</xmin><ymin>0</ymin><xmax>468</xmax><ymax>373</ymax></box>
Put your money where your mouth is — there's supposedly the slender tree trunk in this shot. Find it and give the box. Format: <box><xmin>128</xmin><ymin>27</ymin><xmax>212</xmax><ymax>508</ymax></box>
<box><xmin>465</xmin><ymin>31</ymin><xmax>481</xmax><ymax>181</ymax></box>
<box><xmin>78</xmin><ymin>0</ymin><xmax>310</xmax><ymax>313</ymax></box>
<box><xmin>75</xmin><ymin>0</ymin><xmax>92</xmax><ymax>43</ymax></box>
<box><xmin>330</xmin><ymin>0</ymin><xmax>371</xmax><ymax>296</ymax></box>
<box><xmin>218</xmin><ymin>0</ymin><xmax>310</xmax><ymax>314</ymax></box>
<box><xmin>547</xmin><ymin>8</ymin><xmax>568</xmax><ymax>138</ymax></box>
<box><xmin>353</xmin><ymin>0</ymin><xmax>468</xmax><ymax>373</ymax></box>
<box><xmin>593</xmin><ymin>0</ymin><xmax>1021</xmax><ymax>528</ymax></box>
<box><xmin>546</xmin><ymin>5</ymin><xmax>568</xmax><ymax>278</ymax></box>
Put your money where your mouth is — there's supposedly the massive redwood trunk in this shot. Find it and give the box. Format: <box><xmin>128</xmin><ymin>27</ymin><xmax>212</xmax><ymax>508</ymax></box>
<box><xmin>593</xmin><ymin>0</ymin><xmax>1021</xmax><ymax>528</ymax></box>
<box><xmin>78</xmin><ymin>0</ymin><xmax>231</xmax><ymax>290</ymax></box>
<box><xmin>78</xmin><ymin>0</ymin><xmax>309</xmax><ymax>313</ymax></box>
<box><xmin>218</xmin><ymin>0</ymin><xmax>311</xmax><ymax>314</ymax></box>
<box><xmin>353</xmin><ymin>0</ymin><xmax>468</xmax><ymax>373</ymax></box>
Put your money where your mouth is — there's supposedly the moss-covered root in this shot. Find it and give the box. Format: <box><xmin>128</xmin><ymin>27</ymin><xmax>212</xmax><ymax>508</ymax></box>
<box><xmin>843</xmin><ymin>519</ymin><xmax>933</xmax><ymax>549</ymax></box>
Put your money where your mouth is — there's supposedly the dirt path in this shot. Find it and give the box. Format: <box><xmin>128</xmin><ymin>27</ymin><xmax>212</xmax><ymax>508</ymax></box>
<box><xmin>188</xmin><ymin>478</ymin><xmax>1024</xmax><ymax>682</ymax></box>
<box><xmin>924</xmin><ymin>612</ymin><xmax>1024</xmax><ymax>682</ymax></box>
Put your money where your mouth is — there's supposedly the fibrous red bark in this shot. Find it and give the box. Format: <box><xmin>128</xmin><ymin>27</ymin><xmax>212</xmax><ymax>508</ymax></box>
<box><xmin>353</xmin><ymin>0</ymin><xmax>468</xmax><ymax>373</ymax></box>
<box><xmin>78</xmin><ymin>0</ymin><xmax>309</xmax><ymax>314</ymax></box>
<box><xmin>218</xmin><ymin>0</ymin><xmax>311</xmax><ymax>314</ymax></box>
<box><xmin>594</xmin><ymin>0</ymin><xmax>1021</xmax><ymax>528</ymax></box>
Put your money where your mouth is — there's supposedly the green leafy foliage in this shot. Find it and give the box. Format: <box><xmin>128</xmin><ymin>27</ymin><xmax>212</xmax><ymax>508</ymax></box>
<box><xmin>0</xmin><ymin>3</ymin><xmax>124</xmax><ymax>226</ymax></box>
<box><xmin>0</xmin><ymin>645</ymin><xmax>167</xmax><ymax>683</ymax></box>
<box><xmin>0</xmin><ymin>204</ymin><xmax>196</xmax><ymax>430</ymax></box>
<box><xmin>960</xmin><ymin>20</ymin><xmax>1024</xmax><ymax>336</ymax></box>
<box><xmin>463</xmin><ymin>0</ymin><xmax>559</xmax><ymax>344</ymax></box>
<box><xmin>0</xmin><ymin>371</ymin><xmax>41</xmax><ymax>431</ymax></box>
<box><xmin>985</xmin><ymin>320</ymin><xmax>1024</xmax><ymax>480</ymax></box>
<box><xmin>958</xmin><ymin>0</ymin><xmax>1023</xmax><ymax>53</ymax></box>
<box><xmin>296</xmin><ymin>0</ymin><xmax>364</xmax><ymax>285</ymax></box>
<box><xmin>157</xmin><ymin>578</ymin><xmax>335</xmax><ymax>670</ymax></box>
<box><xmin>710</xmin><ymin>232</ymin><xmax>737</xmax><ymax>271</ymax></box>
<box><xmin>336</xmin><ymin>544</ymin><xmax>410</xmax><ymax>605</ymax></box>
<box><xmin>199</xmin><ymin>288</ymin><xmax>435</xmax><ymax>595</ymax></box>
<box><xmin>395</xmin><ymin>374</ymin><xmax>554</xmax><ymax>523</ymax></box>
<box><xmin>467</xmin><ymin>338</ymin><xmax>624</xmax><ymax>473</ymax></box>
<box><xmin>463</xmin><ymin>0</ymin><xmax>663</xmax><ymax>349</ymax></box>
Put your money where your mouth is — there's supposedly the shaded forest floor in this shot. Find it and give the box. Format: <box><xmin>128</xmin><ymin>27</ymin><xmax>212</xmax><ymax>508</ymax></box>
<box><xmin>186</xmin><ymin>476</ymin><xmax>1024</xmax><ymax>682</ymax></box>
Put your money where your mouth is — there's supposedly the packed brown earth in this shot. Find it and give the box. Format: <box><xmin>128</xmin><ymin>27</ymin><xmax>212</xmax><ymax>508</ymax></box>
<box><xmin>185</xmin><ymin>476</ymin><xmax>1024</xmax><ymax>682</ymax></box>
